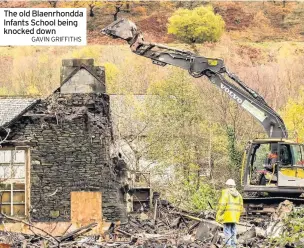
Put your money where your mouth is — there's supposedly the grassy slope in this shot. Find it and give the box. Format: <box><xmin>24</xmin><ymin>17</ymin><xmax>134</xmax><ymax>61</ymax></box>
<box><xmin>0</xmin><ymin>40</ymin><xmax>303</xmax><ymax>96</ymax></box>
<box><xmin>1</xmin><ymin>1</ymin><xmax>304</xmax><ymax>98</ymax></box>
<box><xmin>87</xmin><ymin>1</ymin><xmax>304</xmax><ymax>44</ymax></box>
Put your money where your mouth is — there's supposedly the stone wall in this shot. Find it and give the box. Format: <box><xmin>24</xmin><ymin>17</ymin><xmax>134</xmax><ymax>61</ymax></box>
<box><xmin>7</xmin><ymin>93</ymin><xmax>127</xmax><ymax>222</ymax></box>
<box><xmin>60</xmin><ymin>59</ymin><xmax>106</xmax><ymax>94</ymax></box>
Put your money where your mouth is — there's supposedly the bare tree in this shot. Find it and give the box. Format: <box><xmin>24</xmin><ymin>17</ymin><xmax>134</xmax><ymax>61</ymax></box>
<box><xmin>0</xmin><ymin>128</ymin><xmax>10</xmax><ymax>146</ymax></box>
<box><xmin>48</xmin><ymin>0</ymin><xmax>58</xmax><ymax>8</ymax></box>
<box><xmin>114</xmin><ymin>2</ymin><xmax>123</xmax><ymax>21</ymax></box>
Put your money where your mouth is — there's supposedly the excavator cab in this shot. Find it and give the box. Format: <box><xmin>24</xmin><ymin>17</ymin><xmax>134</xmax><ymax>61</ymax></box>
<box><xmin>242</xmin><ymin>139</ymin><xmax>304</xmax><ymax>196</ymax></box>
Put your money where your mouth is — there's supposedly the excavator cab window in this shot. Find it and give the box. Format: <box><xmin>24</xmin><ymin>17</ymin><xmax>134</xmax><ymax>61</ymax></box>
<box><xmin>249</xmin><ymin>143</ymin><xmax>273</xmax><ymax>185</ymax></box>
<box><xmin>290</xmin><ymin>144</ymin><xmax>303</xmax><ymax>166</ymax></box>
<box><xmin>279</xmin><ymin>144</ymin><xmax>292</xmax><ymax>166</ymax></box>
<box><xmin>277</xmin><ymin>144</ymin><xmax>303</xmax><ymax>166</ymax></box>
<box><xmin>301</xmin><ymin>145</ymin><xmax>304</xmax><ymax>166</ymax></box>
<box><xmin>247</xmin><ymin>142</ymin><xmax>299</xmax><ymax>186</ymax></box>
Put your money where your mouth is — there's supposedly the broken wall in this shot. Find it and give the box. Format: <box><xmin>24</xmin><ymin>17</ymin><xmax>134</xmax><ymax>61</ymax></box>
<box><xmin>4</xmin><ymin>61</ymin><xmax>127</xmax><ymax>223</ymax></box>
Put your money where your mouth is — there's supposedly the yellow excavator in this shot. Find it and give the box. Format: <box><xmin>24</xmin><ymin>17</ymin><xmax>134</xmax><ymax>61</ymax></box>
<box><xmin>102</xmin><ymin>19</ymin><xmax>304</xmax><ymax>209</ymax></box>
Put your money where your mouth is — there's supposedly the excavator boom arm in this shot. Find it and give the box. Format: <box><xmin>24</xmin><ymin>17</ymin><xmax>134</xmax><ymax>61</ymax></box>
<box><xmin>102</xmin><ymin>19</ymin><xmax>288</xmax><ymax>138</ymax></box>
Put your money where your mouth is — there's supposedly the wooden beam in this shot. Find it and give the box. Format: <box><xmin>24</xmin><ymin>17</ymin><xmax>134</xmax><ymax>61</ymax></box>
<box><xmin>23</xmin><ymin>114</ymin><xmax>55</xmax><ymax>117</ymax></box>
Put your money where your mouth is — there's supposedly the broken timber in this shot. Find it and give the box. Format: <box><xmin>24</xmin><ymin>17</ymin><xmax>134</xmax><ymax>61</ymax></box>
<box><xmin>59</xmin><ymin>222</ymin><xmax>97</xmax><ymax>242</ymax></box>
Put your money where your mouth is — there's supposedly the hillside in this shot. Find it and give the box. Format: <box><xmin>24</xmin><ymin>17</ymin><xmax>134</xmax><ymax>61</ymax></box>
<box><xmin>89</xmin><ymin>1</ymin><xmax>304</xmax><ymax>43</ymax></box>
<box><xmin>0</xmin><ymin>40</ymin><xmax>303</xmax><ymax>108</ymax></box>
<box><xmin>1</xmin><ymin>1</ymin><xmax>304</xmax><ymax>43</ymax></box>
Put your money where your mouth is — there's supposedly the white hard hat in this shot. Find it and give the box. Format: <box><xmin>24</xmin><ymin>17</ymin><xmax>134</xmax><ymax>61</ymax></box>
<box><xmin>225</xmin><ymin>179</ymin><xmax>236</xmax><ymax>186</ymax></box>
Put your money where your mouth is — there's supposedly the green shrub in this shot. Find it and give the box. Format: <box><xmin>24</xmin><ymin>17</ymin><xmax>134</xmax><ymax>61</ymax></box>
<box><xmin>167</xmin><ymin>5</ymin><xmax>225</xmax><ymax>44</ymax></box>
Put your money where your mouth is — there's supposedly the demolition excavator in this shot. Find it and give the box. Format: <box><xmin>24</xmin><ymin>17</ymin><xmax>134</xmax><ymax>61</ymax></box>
<box><xmin>102</xmin><ymin>19</ymin><xmax>304</xmax><ymax>211</ymax></box>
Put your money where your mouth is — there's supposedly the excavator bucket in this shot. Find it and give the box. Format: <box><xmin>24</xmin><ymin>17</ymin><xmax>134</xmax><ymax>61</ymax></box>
<box><xmin>101</xmin><ymin>19</ymin><xmax>138</xmax><ymax>41</ymax></box>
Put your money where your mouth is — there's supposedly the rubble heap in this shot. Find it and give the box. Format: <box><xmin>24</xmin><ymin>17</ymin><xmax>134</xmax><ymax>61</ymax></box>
<box><xmin>1</xmin><ymin>199</ymin><xmax>301</xmax><ymax>248</ymax></box>
<box><xmin>0</xmin><ymin>200</ymin><xmax>304</xmax><ymax>248</ymax></box>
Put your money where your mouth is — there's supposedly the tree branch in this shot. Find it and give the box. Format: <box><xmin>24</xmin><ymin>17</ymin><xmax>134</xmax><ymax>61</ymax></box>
<box><xmin>1</xmin><ymin>213</ymin><xmax>60</xmax><ymax>245</ymax></box>
<box><xmin>0</xmin><ymin>127</ymin><xmax>11</xmax><ymax>145</ymax></box>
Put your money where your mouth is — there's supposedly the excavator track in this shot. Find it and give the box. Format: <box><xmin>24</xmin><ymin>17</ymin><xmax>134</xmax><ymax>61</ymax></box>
<box><xmin>243</xmin><ymin>196</ymin><xmax>304</xmax><ymax>215</ymax></box>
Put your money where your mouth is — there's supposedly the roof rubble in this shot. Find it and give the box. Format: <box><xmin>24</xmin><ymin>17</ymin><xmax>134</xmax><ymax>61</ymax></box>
<box><xmin>0</xmin><ymin>199</ymin><xmax>300</xmax><ymax>247</ymax></box>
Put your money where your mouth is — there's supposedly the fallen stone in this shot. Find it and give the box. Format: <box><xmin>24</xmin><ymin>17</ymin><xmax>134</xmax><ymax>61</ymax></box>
<box><xmin>236</xmin><ymin>224</ymin><xmax>252</xmax><ymax>235</ymax></box>
<box><xmin>170</xmin><ymin>216</ymin><xmax>181</xmax><ymax>228</ymax></box>
<box><xmin>195</xmin><ymin>220</ymin><xmax>218</xmax><ymax>241</ymax></box>
<box><xmin>139</xmin><ymin>213</ymin><xmax>149</xmax><ymax>221</ymax></box>
<box><xmin>238</xmin><ymin>227</ymin><xmax>256</xmax><ymax>244</ymax></box>
<box><xmin>255</xmin><ymin>227</ymin><xmax>266</xmax><ymax>238</ymax></box>
<box><xmin>273</xmin><ymin>200</ymin><xmax>293</xmax><ymax>221</ymax></box>
<box><xmin>189</xmin><ymin>242</ymin><xmax>202</xmax><ymax>248</ymax></box>
<box><xmin>179</xmin><ymin>234</ymin><xmax>192</xmax><ymax>244</ymax></box>
<box><xmin>250</xmin><ymin>217</ymin><xmax>265</xmax><ymax>226</ymax></box>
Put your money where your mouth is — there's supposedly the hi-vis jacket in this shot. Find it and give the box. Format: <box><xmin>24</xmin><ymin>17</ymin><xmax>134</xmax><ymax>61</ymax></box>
<box><xmin>216</xmin><ymin>188</ymin><xmax>243</xmax><ymax>224</ymax></box>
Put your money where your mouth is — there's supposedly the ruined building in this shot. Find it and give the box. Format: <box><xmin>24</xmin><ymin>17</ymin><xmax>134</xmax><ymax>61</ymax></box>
<box><xmin>0</xmin><ymin>59</ymin><xmax>128</xmax><ymax>228</ymax></box>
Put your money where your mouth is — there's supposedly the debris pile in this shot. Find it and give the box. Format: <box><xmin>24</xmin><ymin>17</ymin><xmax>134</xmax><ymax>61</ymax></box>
<box><xmin>0</xmin><ymin>199</ymin><xmax>303</xmax><ymax>247</ymax></box>
<box><xmin>105</xmin><ymin>200</ymin><xmax>267</xmax><ymax>248</ymax></box>
<box><xmin>0</xmin><ymin>216</ymin><xmax>99</xmax><ymax>248</ymax></box>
